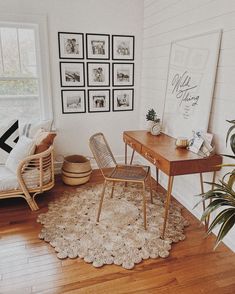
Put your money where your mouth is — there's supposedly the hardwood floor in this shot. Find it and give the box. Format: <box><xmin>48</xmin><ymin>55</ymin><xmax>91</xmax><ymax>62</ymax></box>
<box><xmin>0</xmin><ymin>170</ymin><xmax>235</xmax><ymax>294</ymax></box>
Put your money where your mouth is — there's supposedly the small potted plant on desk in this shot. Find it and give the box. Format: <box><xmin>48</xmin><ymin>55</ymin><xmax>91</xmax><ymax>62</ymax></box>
<box><xmin>146</xmin><ymin>108</ymin><xmax>161</xmax><ymax>136</ymax></box>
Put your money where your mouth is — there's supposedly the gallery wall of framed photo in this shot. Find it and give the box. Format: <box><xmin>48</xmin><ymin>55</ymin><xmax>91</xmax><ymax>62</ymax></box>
<box><xmin>58</xmin><ymin>32</ymin><xmax>135</xmax><ymax>114</ymax></box>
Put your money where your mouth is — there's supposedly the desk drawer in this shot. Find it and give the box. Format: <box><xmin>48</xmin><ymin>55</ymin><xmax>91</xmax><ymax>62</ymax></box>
<box><xmin>141</xmin><ymin>146</ymin><xmax>169</xmax><ymax>174</ymax></box>
<box><xmin>142</xmin><ymin>146</ymin><xmax>159</xmax><ymax>165</ymax></box>
<box><xmin>123</xmin><ymin>135</ymin><xmax>142</xmax><ymax>153</ymax></box>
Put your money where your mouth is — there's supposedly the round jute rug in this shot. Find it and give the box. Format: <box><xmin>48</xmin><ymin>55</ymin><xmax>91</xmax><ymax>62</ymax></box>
<box><xmin>37</xmin><ymin>183</ymin><xmax>188</xmax><ymax>269</ymax></box>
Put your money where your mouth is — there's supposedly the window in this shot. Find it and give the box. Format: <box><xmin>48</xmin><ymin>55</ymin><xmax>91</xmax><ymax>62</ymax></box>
<box><xmin>0</xmin><ymin>15</ymin><xmax>52</xmax><ymax>123</ymax></box>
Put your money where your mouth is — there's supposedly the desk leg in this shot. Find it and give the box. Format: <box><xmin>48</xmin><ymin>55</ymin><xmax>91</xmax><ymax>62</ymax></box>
<box><xmin>162</xmin><ymin>176</ymin><xmax>174</xmax><ymax>239</ymax></box>
<box><xmin>130</xmin><ymin>149</ymin><xmax>135</xmax><ymax>165</ymax></box>
<box><xmin>125</xmin><ymin>142</ymin><xmax>127</xmax><ymax>165</ymax></box>
<box><xmin>200</xmin><ymin>171</ymin><xmax>216</xmax><ymax>230</ymax></box>
<box><xmin>156</xmin><ymin>167</ymin><xmax>159</xmax><ymax>186</ymax></box>
<box><xmin>200</xmin><ymin>173</ymin><xmax>208</xmax><ymax>231</ymax></box>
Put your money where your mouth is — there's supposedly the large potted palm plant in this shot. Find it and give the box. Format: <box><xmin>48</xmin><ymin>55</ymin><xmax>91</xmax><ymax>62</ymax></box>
<box><xmin>196</xmin><ymin>120</ymin><xmax>235</xmax><ymax>249</ymax></box>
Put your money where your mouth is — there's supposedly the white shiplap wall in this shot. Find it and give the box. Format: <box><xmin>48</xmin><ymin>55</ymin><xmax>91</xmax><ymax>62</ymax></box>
<box><xmin>140</xmin><ymin>0</ymin><xmax>235</xmax><ymax>251</ymax></box>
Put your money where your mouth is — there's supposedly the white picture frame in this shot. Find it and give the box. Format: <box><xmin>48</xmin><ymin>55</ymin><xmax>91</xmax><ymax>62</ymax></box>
<box><xmin>58</xmin><ymin>32</ymin><xmax>84</xmax><ymax>59</ymax></box>
<box><xmin>60</xmin><ymin>62</ymin><xmax>85</xmax><ymax>87</ymax></box>
<box><xmin>162</xmin><ymin>30</ymin><xmax>222</xmax><ymax>138</ymax></box>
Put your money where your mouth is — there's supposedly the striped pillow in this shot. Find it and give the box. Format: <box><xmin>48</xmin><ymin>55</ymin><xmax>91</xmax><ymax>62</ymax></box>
<box><xmin>0</xmin><ymin>120</ymin><xmax>19</xmax><ymax>164</ymax></box>
<box><xmin>21</xmin><ymin>120</ymin><xmax>52</xmax><ymax>138</ymax></box>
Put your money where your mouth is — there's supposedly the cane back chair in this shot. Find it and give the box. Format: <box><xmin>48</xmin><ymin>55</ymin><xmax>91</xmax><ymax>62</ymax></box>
<box><xmin>89</xmin><ymin>132</ymin><xmax>153</xmax><ymax>229</ymax></box>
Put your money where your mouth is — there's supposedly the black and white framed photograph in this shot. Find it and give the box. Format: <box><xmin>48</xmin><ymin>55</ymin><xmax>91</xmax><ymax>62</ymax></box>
<box><xmin>112</xmin><ymin>35</ymin><xmax>135</xmax><ymax>60</ymax></box>
<box><xmin>61</xmin><ymin>90</ymin><xmax>86</xmax><ymax>114</ymax></box>
<box><xmin>112</xmin><ymin>63</ymin><xmax>134</xmax><ymax>86</ymax></box>
<box><xmin>87</xmin><ymin>62</ymin><xmax>110</xmax><ymax>87</ymax></box>
<box><xmin>88</xmin><ymin>89</ymin><xmax>110</xmax><ymax>112</ymax></box>
<box><xmin>113</xmin><ymin>89</ymin><xmax>134</xmax><ymax>111</ymax></box>
<box><xmin>58</xmin><ymin>32</ymin><xmax>84</xmax><ymax>59</ymax></box>
<box><xmin>60</xmin><ymin>62</ymin><xmax>85</xmax><ymax>87</ymax></box>
<box><xmin>86</xmin><ymin>34</ymin><xmax>110</xmax><ymax>59</ymax></box>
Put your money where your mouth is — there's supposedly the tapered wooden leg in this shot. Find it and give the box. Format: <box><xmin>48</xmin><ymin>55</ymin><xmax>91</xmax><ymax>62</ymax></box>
<box><xmin>97</xmin><ymin>180</ymin><xmax>107</xmax><ymax>222</ymax></box>
<box><xmin>162</xmin><ymin>176</ymin><xmax>174</xmax><ymax>239</ymax></box>
<box><xmin>201</xmin><ymin>171</ymin><xmax>216</xmax><ymax>230</ymax></box>
<box><xmin>200</xmin><ymin>173</ymin><xmax>206</xmax><ymax>210</ymax></box>
<box><xmin>130</xmin><ymin>149</ymin><xmax>135</xmax><ymax>165</ymax></box>
<box><xmin>156</xmin><ymin>167</ymin><xmax>159</xmax><ymax>186</ymax></box>
<box><xmin>200</xmin><ymin>173</ymin><xmax>208</xmax><ymax>231</ymax></box>
<box><xmin>149</xmin><ymin>171</ymin><xmax>153</xmax><ymax>204</ymax></box>
<box><xmin>142</xmin><ymin>181</ymin><xmax>147</xmax><ymax>230</ymax></box>
<box><xmin>111</xmin><ymin>181</ymin><xmax>115</xmax><ymax>198</ymax></box>
<box><xmin>125</xmin><ymin>142</ymin><xmax>127</xmax><ymax>164</ymax></box>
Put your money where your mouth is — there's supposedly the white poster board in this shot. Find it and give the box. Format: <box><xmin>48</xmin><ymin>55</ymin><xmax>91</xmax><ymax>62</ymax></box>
<box><xmin>162</xmin><ymin>30</ymin><xmax>222</xmax><ymax>138</ymax></box>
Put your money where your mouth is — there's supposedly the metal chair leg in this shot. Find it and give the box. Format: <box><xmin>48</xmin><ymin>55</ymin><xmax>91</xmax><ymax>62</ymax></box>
<box><xmin>111</xmin><ymin>181</ymin><xmax>115</xmax><ymax>198</ymax></box>
<box><xmin>97</xmin><ymin>180</ymin><xmax>107</xmax><ymax>222</ymax></box>
<box><xmin>149</xmin><ymin>171</ymin><xmax>153</xmax><ymax>204</ymax></box>
<box><xmin>142</xmin><ymin>181</ymin><xmax>147</xmax><ymax>230</ymax></box>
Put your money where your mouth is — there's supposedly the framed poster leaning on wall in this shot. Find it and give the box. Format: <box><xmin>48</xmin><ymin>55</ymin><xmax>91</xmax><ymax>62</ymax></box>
<box><xmin>162</xmin><ymin>30</ymin><xmax>222</xmax><ymax>138</ymax></box>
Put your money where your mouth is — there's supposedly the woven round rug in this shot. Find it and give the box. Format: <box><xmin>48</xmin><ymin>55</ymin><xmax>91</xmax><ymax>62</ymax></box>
<box><xmin>37</xmin><ymin>183</ymin><xmax>188</xmax><ymax>269</ymax></box>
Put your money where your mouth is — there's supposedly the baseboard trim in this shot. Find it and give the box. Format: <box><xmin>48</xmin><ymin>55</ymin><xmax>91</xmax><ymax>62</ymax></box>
<box><xmin>54</xmin><ymin>154</ymin><xmax>139</xmax><ymax>175</ymax></box>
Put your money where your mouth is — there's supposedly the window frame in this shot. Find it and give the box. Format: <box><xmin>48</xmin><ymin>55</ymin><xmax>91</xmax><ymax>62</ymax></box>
<box><xmin>0</xmin><ymin>13</ymin><xmax>53</xmax><ymax>121</ymax></box>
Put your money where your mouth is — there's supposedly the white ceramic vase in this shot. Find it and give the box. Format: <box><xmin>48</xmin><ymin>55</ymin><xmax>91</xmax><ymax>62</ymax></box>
<box><xmin>147</xmin><ymin>121</ymin><xmax>155</xmax><ymax>132</ymax></box>
<box><xmin>150</xmin><ymin>122</ymin><xmax>161</xmax><ymax>136</ymax></box>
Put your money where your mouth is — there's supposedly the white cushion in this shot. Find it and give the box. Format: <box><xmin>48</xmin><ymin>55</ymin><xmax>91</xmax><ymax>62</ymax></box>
<box><xmin>0</xmin><ymin>119</ymin><xmax>19</xmax><ymax>164</ymax></box>
<box><xmin>0</xmin><ymin>165</ymin><xmax>51</xmax><ymax>191</ymax></box>
<box><xmin>20</xmin><ymin>120</ymin><xmax>52</xmax><ymax>138</ymax></box>
<box><xmin>5</xmin><ymin>136</ymin><xmax>35</xmax><ymax>174</ymax></box>
<box><xmin>0</xmin><ymin>165</ymin><xmax>18</xmax><ymax>190</ymax></box>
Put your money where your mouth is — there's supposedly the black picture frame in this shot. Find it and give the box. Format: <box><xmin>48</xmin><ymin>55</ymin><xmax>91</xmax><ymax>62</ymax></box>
<box><xmin>88</xmin><ymin>89</ymin><xmax>110</xmax><ymax>113</ymax></box>
<box><xmin>87</xmin><ymin>62</ymin><xmax>110</xmax><ymax>87</ymax></box>
<box><xmin>112</xmin><ymin>35</ymin><xmax>135</xmax><ymax>60</ymax></box>
<box><xmin>86</xmin><ymin>33</ymin><xmax>110</xmax><ymax>60</ymax></box>
<box><xmin>58</xmin><ymin>32</ymin><xmax>84</xmax><ymax>59</ymax></box>
<box><xmin>112</xmin><ymin>63</ymin><xmax>134</xmax><ymax>87</ymax></box>
<box><xmin>112</xmin><ymin>88</ymin><xmax>134</xmax><ymax>112</ymax></box>
<box><xmin>61</xmin><ymin>89</ymin><xmax>86</xmax><ymax>114</ymax></box>
<box><xmin>60</xmin><ymin>62</ymin><xmax>85</xmax><ymax>87</ymax></box>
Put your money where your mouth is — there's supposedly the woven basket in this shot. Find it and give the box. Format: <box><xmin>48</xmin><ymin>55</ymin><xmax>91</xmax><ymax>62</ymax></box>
<box><xmin>62</xmin><ymin>155</ymin><xmax>92</xmax><ymax>186</ymax></box>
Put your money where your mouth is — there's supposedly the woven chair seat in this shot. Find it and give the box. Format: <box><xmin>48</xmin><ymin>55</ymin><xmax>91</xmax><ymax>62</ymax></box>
<box><xmin>108</xmin><ymin>165</ymin><xmax>149</xmax><ymax>181</ymax></box>
<box><xmin>89</xmin><ymin>132</ymin><xmax>153</xmax><ymax>229</ymax></box>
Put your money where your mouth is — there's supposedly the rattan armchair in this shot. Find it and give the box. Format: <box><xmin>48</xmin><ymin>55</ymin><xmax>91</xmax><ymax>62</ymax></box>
<box><xmin>0</xmin><ymin>146</ymin><xmax>55</xmax><ymax>211</ymax></box>
<box><xmin>89</xmin><ymin>133</ymin><xmax>153</xmax><ymax>229</ymax></box>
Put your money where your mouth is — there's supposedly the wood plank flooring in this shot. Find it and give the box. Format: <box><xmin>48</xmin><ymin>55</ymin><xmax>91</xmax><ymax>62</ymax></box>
<box><xmin>0</xmin><ymin>170</ymin><xmax>235</xmax><ymax>294</ymax></box>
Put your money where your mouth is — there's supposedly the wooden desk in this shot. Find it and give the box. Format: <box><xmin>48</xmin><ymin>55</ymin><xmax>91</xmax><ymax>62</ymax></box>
<box><xmin>123</xmin><ymin>130</ymin><xmax>222</xmax><ymax>238</ymax></box>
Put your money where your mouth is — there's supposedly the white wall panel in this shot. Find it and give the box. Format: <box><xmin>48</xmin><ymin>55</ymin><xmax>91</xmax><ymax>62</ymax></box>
<box><xmin>141</xmin><ymin>0</ymin><xmax>235</xmax><ymax>251</ymax></box>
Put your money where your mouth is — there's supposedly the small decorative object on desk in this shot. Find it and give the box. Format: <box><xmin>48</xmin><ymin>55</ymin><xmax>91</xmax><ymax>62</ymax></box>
<box><xmin>188</xmin><ymin>130</ymin><xmax>214</xmax><ymax>156</ymax></box>
<box><xmin>175</xmin><ymin>137</ymin><xmax>188</xmax><ymax>148</ymax></box>
<box><xmin>146</xmin><ymin>108</ymin><xmax>161</xmax><ymax>135</ymax></box>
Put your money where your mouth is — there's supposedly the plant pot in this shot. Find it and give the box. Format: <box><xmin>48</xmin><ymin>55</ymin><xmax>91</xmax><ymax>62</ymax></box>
<box><xmin>62</xmin><ymin>155</ymin><xmax>92</xmax><ymax>186</ymax></box>
<box><xmin>150</xmin><ymin>122</ymin><xmax>161</xmax><ymax>136</ymax></box>
<box><xmin>146</xmin><ymin>121</ymin><xmax>155</xmax><ymax>132</ymax></box>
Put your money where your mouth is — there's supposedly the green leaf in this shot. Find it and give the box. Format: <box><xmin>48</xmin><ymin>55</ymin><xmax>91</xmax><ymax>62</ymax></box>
<box><xmin>207</xmin><ymin>208</ymin><xmax>235</xmax><ymax>235</ymax></box>
<box><xmin>226</xmin><ymin>119</ymin><xmax>235</xmax><ymax>124</ymax></box>
<box><xmin>221</xmin><ymin>154</ymin><xmax>235</xmax><ymax>160</ymax></box>
<box><xmin>230</xmin><ymin>133</ymin><xmax>235</xmax><ymax>154</ymax></box>
<box><xmin>201</xmin><ymin>201</ymin><xmax>232</xmax><ymax>221</ymax></box>
<box><xmin>214</xmin><ymin>211</ymin><xmax>235</xmax><ymax>249</ymax></box>
<box><xmin>226</xmin><ymin>123</ymin><xmax>235</xmax><ymax>145</ymax></box>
